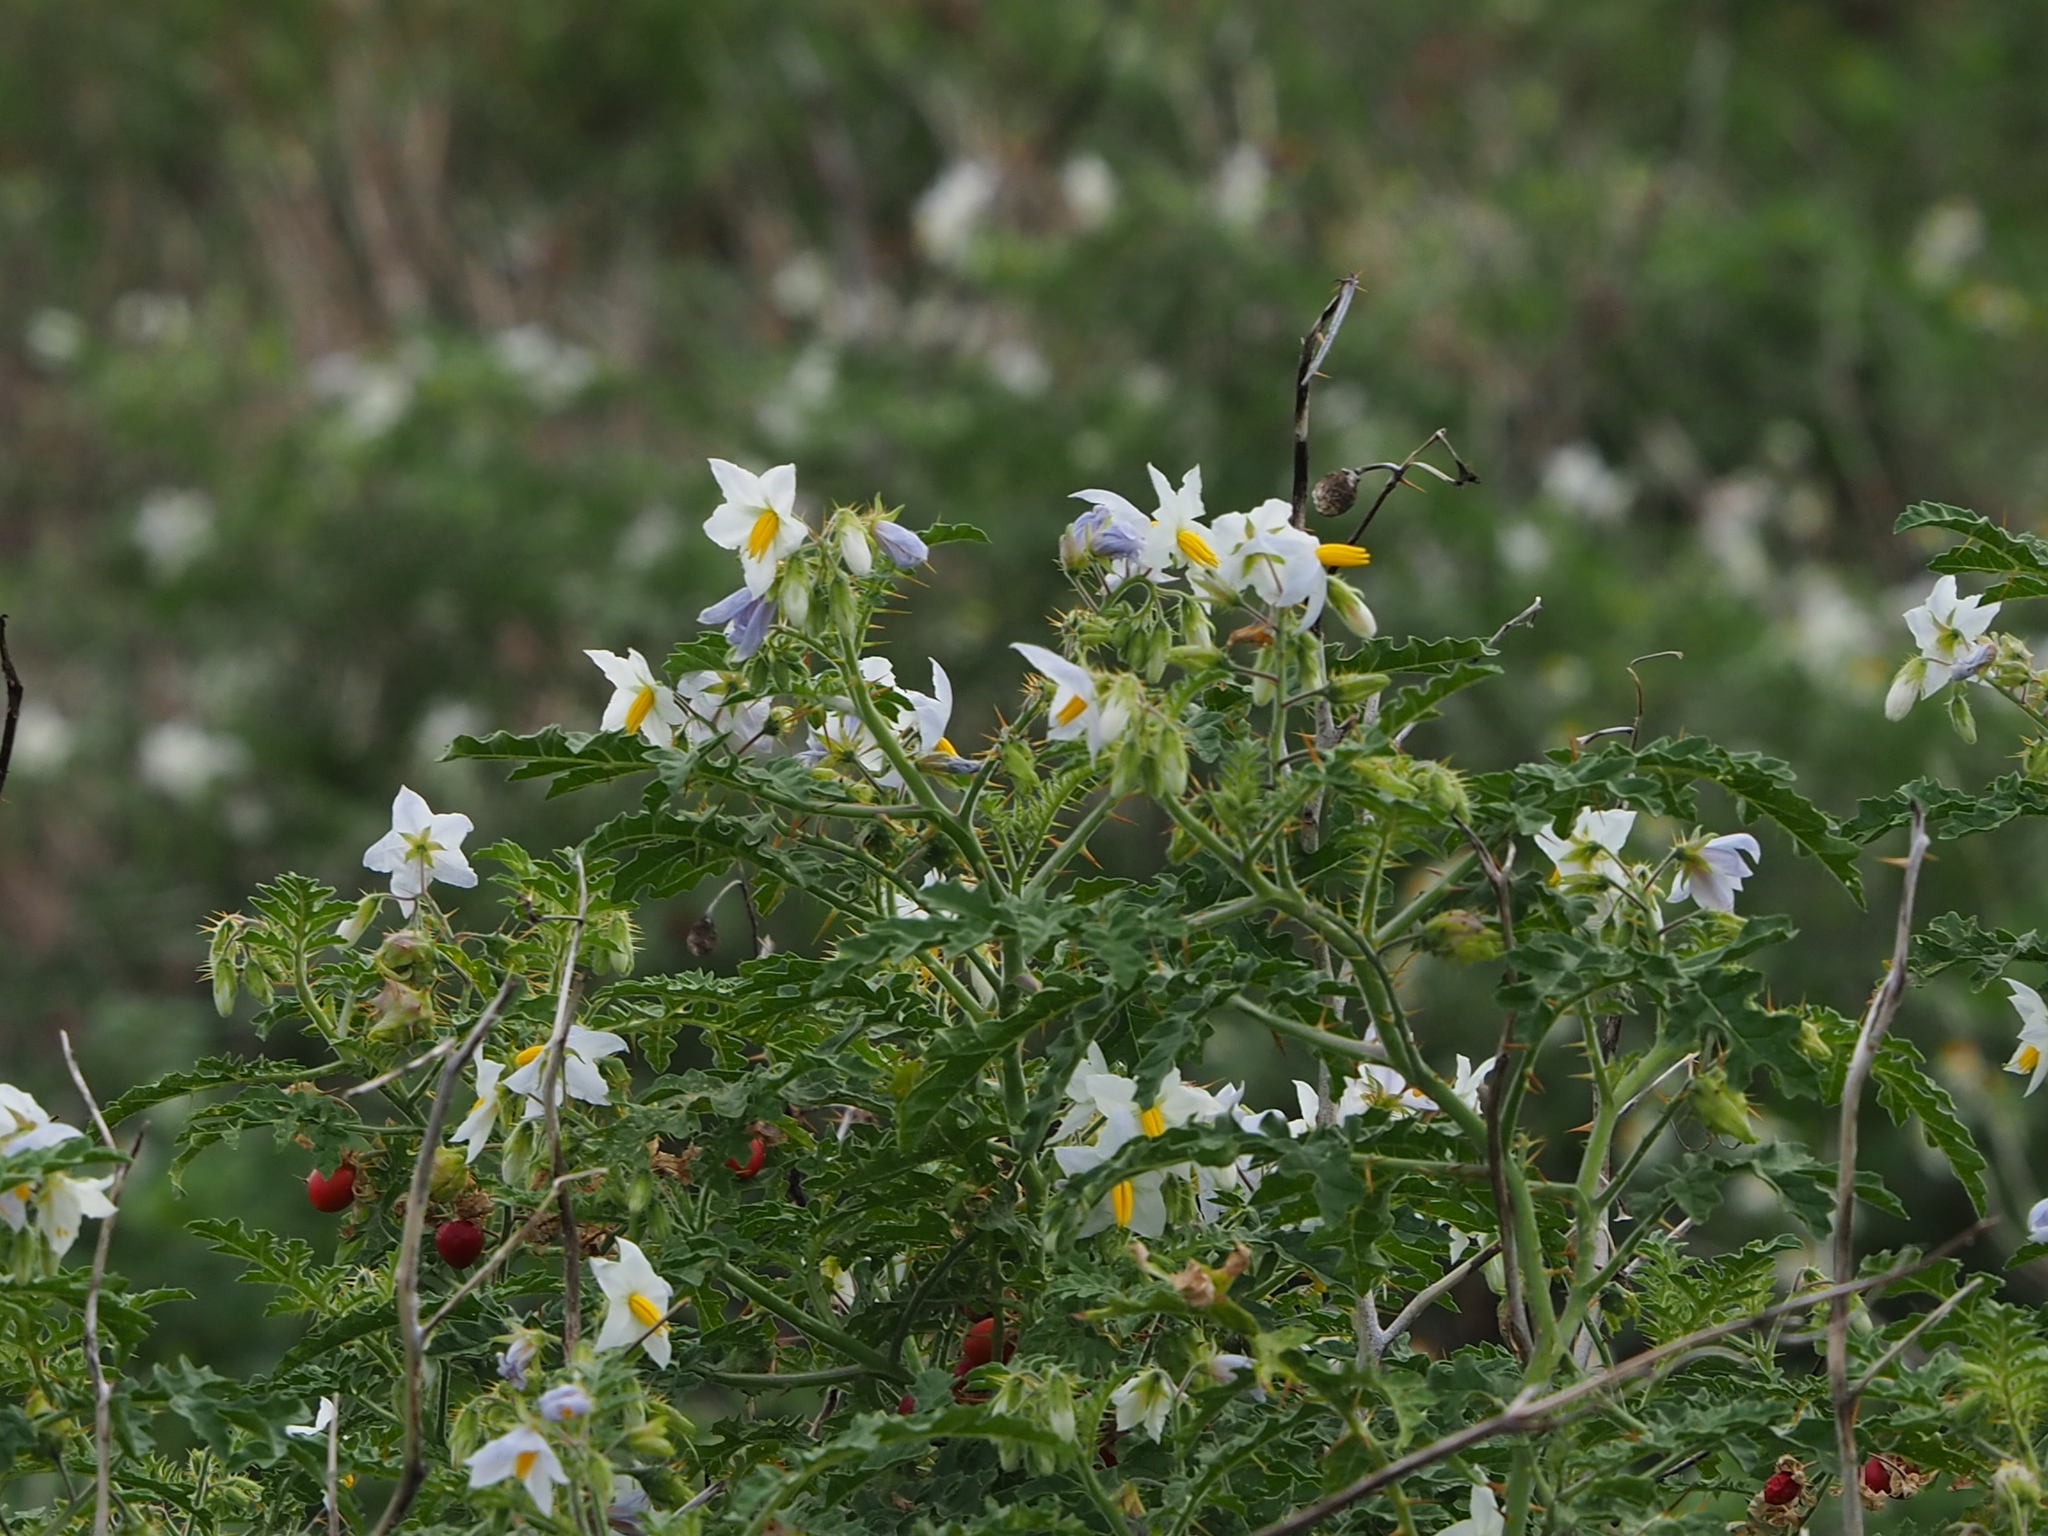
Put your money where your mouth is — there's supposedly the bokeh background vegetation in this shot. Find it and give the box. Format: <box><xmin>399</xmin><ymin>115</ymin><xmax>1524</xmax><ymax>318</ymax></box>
<box><xmin>4</xmin><ymin>0</ymin><xmax>2047</xmax><ymax>1372</ymax></box>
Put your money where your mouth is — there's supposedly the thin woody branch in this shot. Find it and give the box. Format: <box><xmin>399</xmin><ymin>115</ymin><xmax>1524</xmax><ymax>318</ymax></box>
<box><xmin>59</xmin><ymin>1032</ymin><xmax>133</xmax><ymax>1536</ymax></box>
<box><xmin>537</xmin><ymin>851</ymin><xmax>591</xmax><ymax>1350</ymax></box>
<box><xmin>1248</xmin><ymin>1219</ymin><xmax>1990</xmax><ymax>1536</ymax></box>
<box><xmin>1829</xmin><ymin>801</ymin><xmax>1929</xmax><ymax>1536</ymax></box>
<box><xmin>369</xmin><ymin>973</ymin><xmax>519</xmax><ymax>1536</ymax></box>
<box><xmin>0</xmin><ymin>615</ymin><xmax>20</xmax><ymax>806</ymax></box>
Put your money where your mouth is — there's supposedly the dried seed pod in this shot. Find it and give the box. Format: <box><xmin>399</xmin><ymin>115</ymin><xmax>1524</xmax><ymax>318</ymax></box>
<box><xmin>685</xmin><ymin>915</ymin><xmax>719</xmax><ymax>956</ymax></box>
<box><xmin>1311</xmin><ymin>467</ymin><xmax>1362</xmax><ymax>518</ymax></box>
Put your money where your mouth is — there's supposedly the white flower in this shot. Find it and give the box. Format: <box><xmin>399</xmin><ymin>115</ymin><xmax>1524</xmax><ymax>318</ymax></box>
<box><xmin>538</xmin><ymin>1383</ymin><xmax>595</xmax><ymax>1422</ymax></box>
<box><xmin>361</xmin><ymin>787</ymin><xmax>476</xmax><ymax>917</ymax></box>
<box><xmin>0</xmin><ymin>1102</ymin><xmax>77</xmax><ymax>1235</ymax></box>
<box><xmin>698</xmin><ymin>586</ymin><xmax>778</xmax><ymax>660</ymax></box>
<box><xmin>1904</xmin><ymin>575</ymin><xmax>1999</xmax><ymax>670</ymax></box>
<box><xmin>1205</xmin><ymin>1352</ymin><xmax>1256</xmax><ymax>1386</ymax></box>
<box><xmin>821</xmin><ymin>1256</ymin><xmax>856</xmax><ymax>1310</ymax></box>
<box><xmin>835</xmin><ymin>514</ymin><xmax>875</xmax><ymax>576</ymax></box>
<box><xmin>872</xmin><ymin>519</ymin><xmax>929</xmax><ymax>570</ymax></box>
<box><xmin>591</xmin><ymin>1237</ymin><xmax>674</xmax><ymax>1367</ymax></box>
<box><xmin>1109</xmin><ymin>1368</ymin><xmax>1181</xmax><ymax>1442</ymax></box>
<box><xmin>2029</xmin><ymin>1197</ymin><xmax>2048</xmax><ymax>1245</ymax></box>
<box><xmin>1535</xmin><ymin>808</ymin><xmax>1635</xmax><ymax>885</ymax></box>
<box><xmin>1667</xmin><ymin>832</ymin><xmax>1761</xmax><ymax>914</ymax></box>
<box><xmin>1450</xmin><ymin>1054</ymin><xmax>1496</xmax><ymax>1114</ymax></box>
<box><xmin>497</xmin><ymin>1332</ymin><xmax>541</xmax><ymax>1389</ymax></box>
<box><xmin>2005</xmin><ymin>980</ymin><xmax>2048</xmax><ymax>1096</ymax></box>
<box><xmin>465</xmin><ymin>1425</ymin><xmax>567</xmax><ymax>1515</ymax></box>
<box><xmin>1011</xmin><ymin>642</ymin><xmax>1129</xmax><ymax>755</ymax></box>
<box><xmin>1051</xmin><ymin>1108</ymin><xmax>1167</xmax><ymax>1237</ymax></box>
<box><xmin>501</xmin><ymin>1026</ymin><xmax>629</xmax><ymax>1119</ymax></box>
<box><xmin>674</xmin><ymin>672</ymin><xmax>772</xmax><ymax>753</ymax></box>
<box><xmin>900</xmin><ymin>660</ymin><xmax>967</xmax><ymax>769</ymax></box>
<box><xmin>1438</xmin><ymin>1484</ymin><xmax>1504</xmax><ymax>1536</ymax></box>
<box><xmin>286</xmin><ymin>1397</ymin><xmax>336</xmax><ymax>1440</ymax></box>
<box><xmin>1138</xmin><ymin>464</ymin><xmax>1217</xmax><ymax>579</ymax></box>
<box><xmin>1210</xmin><ymin>500</ymin><xmax>1330</xmax><ymax>622</ymax></box>
<box><xmin>586</xmin><ymin>649</ymin><xmax>686</xmax><ymax>747</ymax></box>
<box><xmin>703</xmin><ymin>459</ymin><xmax>806</xmax><ymax>596</ymax></box>
<box><xmin>1885</xmin><ymin>655</ymin><xmax>1933</xmax><ymax>720</ymax></box>
<box><xmin>37</xmin><ymin>1167</ymin><xmax>117</xmax><ymax>1259</ymax></box>
<box><xmin>449</xmin><ymin>1057</ymin><xmax>507</xmax><ymax>1164</ymax></box>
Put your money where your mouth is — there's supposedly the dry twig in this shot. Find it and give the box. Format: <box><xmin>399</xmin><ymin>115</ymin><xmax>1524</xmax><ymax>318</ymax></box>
<box><xmin>59</xmin><ymin>1032</ymin><xmax>134</xmax><ymax>1536</ymax></box>
<box><xmin>368</xmin><ymin>973</ymin><xmax>519</xmax><ymax>1536</ymax></box>
<box><xmin>0</xmin><ymin>616</ymin><xmax>21</xmax><ymax>805</ymax></box>
<box><xmin>537</xmin><ymin>852</ymin><xmax>592</xmax><ymax>1349</ymax></box>
<box><xmin>1829</xmin><ymin>801</ymin><xmax>1929</xmax><ymax>1536</ymax></box>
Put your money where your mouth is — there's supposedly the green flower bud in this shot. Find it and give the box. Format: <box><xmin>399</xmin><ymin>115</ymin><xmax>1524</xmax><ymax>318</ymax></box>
<box><xmin>1421</xmin><ymin>910</ymin><xmax>1503</xmax><ymax>963</ymax></box>
<box><xmin>1690</xmin><ymin>1062</ymin><xmax>1759</xmax><ymax>1144</ymax></box>
<box><xmin>336</xmin><ymin>894</ymin><xmax>381</xmax><ymax>946</ymax></box>
<box><xmin>1325</xmin><ymin>576</ymin><xmax>1378</xmax><ymax>639</ymax></box>
<box><xmin>1947</xmin><ymin>688</ymin><xmax>1977</xmax><ymax>744</ymax></box>
<box><xmin>1000</xmin><ymin>738</ymin><xmax>1040</xmax><ymax>790</ymax></box>
<box><xmin>1142</xmin><ymin>719</ymin><xmax>1190</xmax><ymax>801</ymax></box>
<box><xmin>428</xmin><ymin>1146</ymin><xmax>469</xmax><ymax>1204</ymax></box>
<box><xmin>1330</xmin><ymin>670</ymin><xmax>1389</xmax><ymax>706</ymax></box>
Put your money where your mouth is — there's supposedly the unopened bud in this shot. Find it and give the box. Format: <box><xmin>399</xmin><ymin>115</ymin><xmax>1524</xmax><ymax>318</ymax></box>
<box><xmin>1690</xmin><ymin>1061</ymin><xmax>1759</xmax><ymax>1144</ymax></box>
<box><xmin>1325</xmin><ymin>576</ymin><xmax>1377</xmax><ymax>639</ymax></box>
<box><xmin>1994</xmin><ymin>1459</ymin><xmax>2042</xmax><ymax>1505</ymax></box>
<box><xmin>1422</xmin><ymin>910</ymin><xmax>1502</xmax><ymax>963</ymax></box>
<box><xmin>336</xmin><ymin>894</ymin><xmax>381</xmax><ymax>946</ymax></box>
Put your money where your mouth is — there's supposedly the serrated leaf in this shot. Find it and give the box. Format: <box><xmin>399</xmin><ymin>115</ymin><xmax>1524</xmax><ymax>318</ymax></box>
<box><xmin>446</xmin><ymin>726</ymin><xmax>657</xmax><ymax>794</ymax></box>
<box><xmin>1897</xmin><ymin>501</ymin><xmax>2048</xmax><ymax>599</ymax></box>
<box><xmin>105</xmin><ymin>1053</ymin><xmax>332</xmax><ymax>1127</ymax></box>
<box><xmin>921</xmin><ymin>522</ymin><xmax>990</xmax><ymax>546</ymax></box>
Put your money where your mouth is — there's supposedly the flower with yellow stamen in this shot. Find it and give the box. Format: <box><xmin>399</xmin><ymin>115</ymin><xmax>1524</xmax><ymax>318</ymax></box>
<box><xmin>465</xmin><ymin>1426</ymin><xmax>567</xmax><ymax>1514</ymax></box>
<box><xmin>502</xmin><ymin>1026</ymin><xmax>629</xmax><ymax>1119</ymax></box>
<box><xmin>449</xmin><ymin>1057</ymin><xmax>507</xmax><ymax>1165</ymax></box>
<box><xmin>361</xmin><ymin>786</ymin><xmax>476</xmax><ymax>918</ymax></box>
<box><xmin>1012</xmin><ymin>643</ymin><xmax>1130</xmax><ymax>756</ymax></box>
<box><xmin>585</xmin><ymin>648</ymin><xmax>686</xmax><ymax>747</ymax></box>
<box><xmin>1137</xmin><ymin>463</ymin><xmax>1219</xmax><ymax>580</ymax></box>
<box><xmin>1052</xmin><ymin>1108</ymin><xmax>1167</xmax><ymax>1237</ymax></box>
<box><xmin>702</xmin><ymin>457</ymin><xmax>808</xmax><ymax>596</ymax></box>
<box><xmin>2004</xmin><ymin>979</ymin><xmax>2048</xmax><ymax>1095</ymax></box>
<box><xmin>592</xmin><ymin>1237</ymin><xmax>675</xmax><ymax>1367</ymax></box>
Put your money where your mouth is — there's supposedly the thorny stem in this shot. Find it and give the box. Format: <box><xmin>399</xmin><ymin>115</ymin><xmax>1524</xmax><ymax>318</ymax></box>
<box><xmin>369</xmin><ymin>973</ymin><xmax>519</xmax><ymax>1536</ymax></box>
<box><xmin>1829</xmin><ymin>802</ymin><xmax>1929</xmax><ymax>1536</ymax></box>
<box><xmin>538</xmin><ymin>853</ymin><xmax>592</xmax><ymax>1351</ymax></box>
<box><xmin>1246</xmin><ymin>1221</ymin><xmax>1990</xmax><ymax>1536</ymax></box>
<box><xmin>0</xmin><ymin>615</ymin><xmax>21</xmax><ymax>805</ymax></box>
<box><xmin>58</xmin><ymin>1032</ymin><xmax>130</xmax><ymax>1536</ymax></box>
<box><xmin>714</xmin><ymin>1260</ymin><xmax>906</xmax><ymax>1381</ymax></box>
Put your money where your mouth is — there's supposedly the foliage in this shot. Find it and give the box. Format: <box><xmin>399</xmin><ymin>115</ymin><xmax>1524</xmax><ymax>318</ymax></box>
<box><xmin>9</xmin><ymin>450</ymin><xmax>2048</xmax><ymax>1536</ymax></box>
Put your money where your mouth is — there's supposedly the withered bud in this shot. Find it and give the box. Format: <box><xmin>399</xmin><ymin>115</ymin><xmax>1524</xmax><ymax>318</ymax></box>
<box><xmin>685</xmin><ymin>915</ymin><xmax>719</xmax><ymax>957</ymax></box>
<box><xmin>1311</xmin><ymin>467</ymin><xmax>1362</xmax><ymax>519</ymax></box>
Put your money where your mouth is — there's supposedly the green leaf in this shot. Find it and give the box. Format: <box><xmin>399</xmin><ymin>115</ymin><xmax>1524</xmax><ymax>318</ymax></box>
<box><xmin>446</xmin><ymin>725</ymin><xmax>657</xmax><ymax>794</ymax></box>
<box><xmin>920</xmin><ymin>522</ymin><xmax>990</xmax><ymax>545</ymax></box>
<box><xmin>104</xmin><ymin>1053</ymin><xmax>330</xmax><ymax>1127</ymax></box>
<box><xmin>1843</xmin><ymin>772</ymin><xmax>2048</xmax><ymax>846</ymax></box>
<box><xmin>1913</xmin><ymin>911</ymin><xmax>2048</xmax><ymax>987</ymax></box>
<box><xmin>1897</xmin><ymin>501</ymin><xmax>2048</xmax><ymax>600</ymax></box>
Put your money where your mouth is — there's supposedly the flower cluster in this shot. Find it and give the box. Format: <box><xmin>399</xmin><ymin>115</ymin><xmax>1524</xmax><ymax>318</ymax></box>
<box><xmin>0</xmin><ymin>1085</ymin><xmax>115</xmax><ymax>1262</ymax></box>
<box><xmin>1535</xmin><ymin>807</ymin><xmax>1762</xmax><ymax>926</ymax></box>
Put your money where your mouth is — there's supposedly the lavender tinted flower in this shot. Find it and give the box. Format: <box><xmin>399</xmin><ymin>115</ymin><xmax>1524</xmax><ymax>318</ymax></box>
<box><xmin>539</xmin><ymin>1383</ymin><xmax>595</xmax><ymax>1422</ymax></box>
<box><xmin>496</xmin><ymin>1334</ymin><xmax>538</xmax><ymax>1389</ymax></box>
<box><xmin>872</xmin><ymin>519</ymin><xmax>929</xmax><ymax>569</ymax></box>
<box><xmin>1061</xmin><ymin>497</ymin><xmax>1145</xmax><ymax>567</ymax></box>
<box><xmin>699</xmin><ymin>587</ymin><xmax>778</xmax><ymax>660</ymax></box>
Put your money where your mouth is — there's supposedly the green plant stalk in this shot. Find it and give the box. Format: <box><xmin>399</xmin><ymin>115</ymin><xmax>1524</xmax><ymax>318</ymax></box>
<box><xmin>715</xmin><ymin>1260</ymin><xmax>905</xmax><ymax>1381</ymax></box>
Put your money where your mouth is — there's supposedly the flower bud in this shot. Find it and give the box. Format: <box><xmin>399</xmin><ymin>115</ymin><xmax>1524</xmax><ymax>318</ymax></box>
<box><xmin>1995</xmin><ymin>1459</ymin><xmax>2042</xmax><ymax>1505</ymax></box>
<box><xmin>1329</xmin><ymin>669</ymin><xmax>1389</xmax><ymax>706</ymax></box>
<box><xmin>1141</xmin><ymin>719</ymin><xmax>1190</xmax><ymax>801</ymax></box>
<box><xmin>835</xmin><ymin>516</ymin><xmax>874</xmax><ymax>577</ymax></box>
<box><xmin>429</xmin><ymin>1146</ymin><xmax>469</xmax><ymax>1203</ymax></box>
<box><xmin>336</xmin><ymin>894</ymin><xmax>381</xmax><ymax>946</ymax></box>
<box><xmin>1690</xmin><ymin>1061</ymin><xmax>1759</xmax><ymax>1144</ymax></box>
<box><xmin>1422</xmin><ymin>910</ymin><xmax>1503</xmax><ymax>963</ymax></box>
<box><xmin>1947</xmin><ymin>688</ymin><xmax>1977</xmax><ymax>743</ymax></box>
<box><xmin>1325</xmin><ymin>576</ymin><xmax>1377</xmax><ymax>639</ymax></box>
<box><xmin>777</xmin><ymin>564</ymin><xmax>813</xmax><ymax>630</ymax></box>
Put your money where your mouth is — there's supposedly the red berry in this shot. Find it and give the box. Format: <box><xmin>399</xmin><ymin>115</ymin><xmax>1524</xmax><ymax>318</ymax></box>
<box><xmin>1762</xmin><ymin>1470</ymin><xmax>1801</xmax><ymax>1506</ymax></box>
<box><xmin>726</xmin><ymin>1137</ymin><xmax>766</xmax><ymax>1180</ymax></box>
<box><xmin>953</xmin><ymin>1316</ymin><xmax>1016</xmax><ymax>1376</ymax></box>
<box><xmin>896</xmin><ymin>1394</ymin><xmax>916</xmax><ymax>1415</ymax></box>
<box><xmin>1862</xmin><ymin>1456</ymin><xmax>1892</xmax><ymax>1496</ymax></box>
<box><xmin>435</xmin><ymin>1219</ymin><xmax>485</xmax><ymax>1269</ymax></box>
<box><xmin>307</xmin><ymin>1165</ymin><xmax>356</xmax><ymax>1214</ymax></box>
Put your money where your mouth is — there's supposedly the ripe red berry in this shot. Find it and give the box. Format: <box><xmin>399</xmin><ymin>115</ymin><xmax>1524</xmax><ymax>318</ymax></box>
<box><xmin>953</xmin><ymin>1316</ymin><xmax>1016</xmax><ymax>1377</ymax></box>
<box><xmin>1762</xmin><ymin>1470</ymin><xmax>1801</xmax><ymax>1506</ymax></box>
<box><xmin>726</xmin><ymin>1136</ymin><xmax>766</xmax><ymax>1180</ymax></box>
<box><xmin>896</xmin><ymin>1394</ymin><xmax>916</xmax><ymax>1415</ymax></box>
<box><xmin>307</xmin><ymin>1165</ymin><xmax>356</xmax><ymax>1214</ymax></box>
<box><xmin>1862</xmin><ymin>1456</ymin><xmax>1892</xmax><ymax>1496</ymax></box>
<box><xmin>435</xmin><ymin>1219</ymin><xmax>485</xmax><ymax>1269</ymax></box>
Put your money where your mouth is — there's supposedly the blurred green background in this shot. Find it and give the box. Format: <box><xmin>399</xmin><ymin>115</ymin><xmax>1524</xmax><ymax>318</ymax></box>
<box><xmin>5</xmin><ymin>0</ymin><xmax>2048</xmax><ymax>1370</ymax></box>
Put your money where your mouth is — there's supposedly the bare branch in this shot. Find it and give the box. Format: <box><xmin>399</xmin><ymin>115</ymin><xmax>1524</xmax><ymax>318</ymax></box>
<box><xmin>342</xmin><ymin>1034</ymin><xmax>461</xmax><ymax>1098</ymax></box>
<box><xmin>369</xmin><ymin>973</ymin><xmax>519</xmax><ymax>1536</ymax></box>
<box><xmin>325</xmin><ymin>1397</ymin><xmax>341</xmax><ymax>1536</ymax></box>
<box><xmin>537</xmin><ymin>852</ymin><xmax>592</xmax><ymax>1350</ymax></box>
<box><xmin>1829</xmin><ymin>801</ymin><xmax>1929</xmax><ymax>1536</ymax></box>
<box><xmin>59</xmin><ymin>1032</ymin><xmax>135</xmax><ymax>1536</ymax></box>
<box><xmin>0</xmin><ymin>615</ymin><xmax>21</xmax><ymax>805</ymax></box>
<box><xmin>1290</xmin><ymin>275</ymin><xmax>1360</xmax><ymax>528</ymax></box>
<box><xmin>1247</xmin><ymin>1219</ymin><xmax>1990</xmax><ymax>1536</ymax></box>
<box><xmin>1487</xmin><ymin>597</ymin><xmax>1544</xmax><ymax>650</ymax></box>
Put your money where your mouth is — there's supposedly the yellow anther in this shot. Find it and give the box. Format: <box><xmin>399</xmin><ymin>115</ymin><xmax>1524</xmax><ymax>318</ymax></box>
<box><xmin>514</xmin><ymin>1044</ymin><xmax>546</xmax><ymax>1067</ymax></box>
<box><xmin>1139</xmin><ymin>1106</ymin><xmax>1166</xmax><ymax>1138</ymax></box>
<box><xmin>1176</xmin><ymin>527</ymin><xmax>1219</xmax><ymax>568</ymax></box>
<box><xmin>936</xmin><ymin>736</ymin><xmax>959</xmax><ymax>756</ymax></box>
<box><xmin>2020</xmin><ymin>1045</ymin><xmax>2040</xmax><ymax>1073</ymax></box>
<box><xmin>628</xmin><ymin>1293</ymin><xmax>666</xmax><ymax>1329</ymax></box>
<box><xmin>514</xmin><ymin>1451</ymin><xmax>538</xmax><ymax>1479</ymax></box>
<box><xmin>746</xmin><ymin>507</ymin><xmax>782</xmax><ymax>561</ymax></box>
<box><xmin>1317</xmin><ymin>542</ymin><xmax>1370</xmax><ymax>568</ymax></box>
<box><xmin>623</xmin><ymin>686</ymin><xmax>657</xmax><ymax>735</ymax></box>
<box><xmin>1110</xmin><ymin>1180</ymin><xmax>1135</xmax><ymax>1227</ymax></box>
<box><xmin>1054</xmin><ymin>694</ymin><xmax>1089</xmax><ymax>726</ymax></box>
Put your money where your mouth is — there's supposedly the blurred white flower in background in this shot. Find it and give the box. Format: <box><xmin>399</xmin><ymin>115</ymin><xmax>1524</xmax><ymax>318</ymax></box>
<box><xmin>1060</xmin><ymin>153</ymin><xmax>1119</xmax><ymax>230</ymax></box>
<box><xmin>1541</xmin><ymin>443</ymin><xmax>1632</xmax><ymax>523</ymax></box>
<box><xmin>493</xmin><ymin>323</ymin><xmax>595</xmax><ymax>406</ymax></box>
<box><xmin>139</xmin><ymin>719</ymin><xmax>246</xmax><ymax>801</ymax></box>
<box><xmin>986</xmin><ymin>339</ymin><xmax>1051</xmax><ymax>397</ymax></box>
<box><xmin>112</xmin><ymin>290</ymin><xmax>192</xmax><ymax>347</ymax></box>
<box><xmin>1908</xmin><ymin>198</ymin><xmax>1984</xmax><ymax>294</ymax></box>
<box><xmin>9</xmin><ymin>701</ymin><xmax>75</xmax><ymax>777</ymax></box>
<box><xmin>412</xmin><ymin>700</ymin><xmax>488</xmax><ymax>762</ymax></box>
<box><xmin>308</xmin><ymin>350</ymin><xmax>415</xmax><ymax>438</ymax></box>
<box><xmin>1212</xmin><ymin>143</ymin><xmax>1268</xmax><ymax>230</ymax></box>
<box><xmin>24</xmin><ymin>307</ymin><xmax>84</xmax><ymax>366</ymax></box>
<box><xmin>914</xmin><ymin>160</ymin><xmax>1000</xmax><ymax>267</ymax></box>
<box><xmin>133</xmin><ymin>488</ymin><xmax>215</xmax><ymax>579</ymax></box>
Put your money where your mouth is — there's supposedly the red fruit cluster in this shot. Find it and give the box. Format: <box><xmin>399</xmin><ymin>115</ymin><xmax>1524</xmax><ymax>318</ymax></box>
<box><xmin>726</xmin><ymin>1136</ymin><xmax>766</xmax><ymax>1180</ymax></box>
<box><xmin>307</xmin><ymin>1165</ymin><xmax>356</xmax><ymax>1213</ymax></box>
<box><xmin>1761</xmin><ymin>1470</ymin><xmax>1801</xmax><ymax>1506</ymax></box>
<box><xmin>1862</xmin><ymin>1456</ymin><xmax>1891</xmax><ymax>1496</ymax></box>
<box><xmin>436</xmin><ymin>1219</ymin><xmax>485</xmax><ymax>1269</ymax></box>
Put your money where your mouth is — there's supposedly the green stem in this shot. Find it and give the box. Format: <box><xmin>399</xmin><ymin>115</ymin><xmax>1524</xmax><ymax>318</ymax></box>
<box><xmin>1371</xmin><ymin>849</ymin><xmax>1478</xmax><ymax>946</ymax></box>
<box><xmin>716</xmin><ymin>1261</ymin><xmax>905</xmax><ymax>1381</ymax></box>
